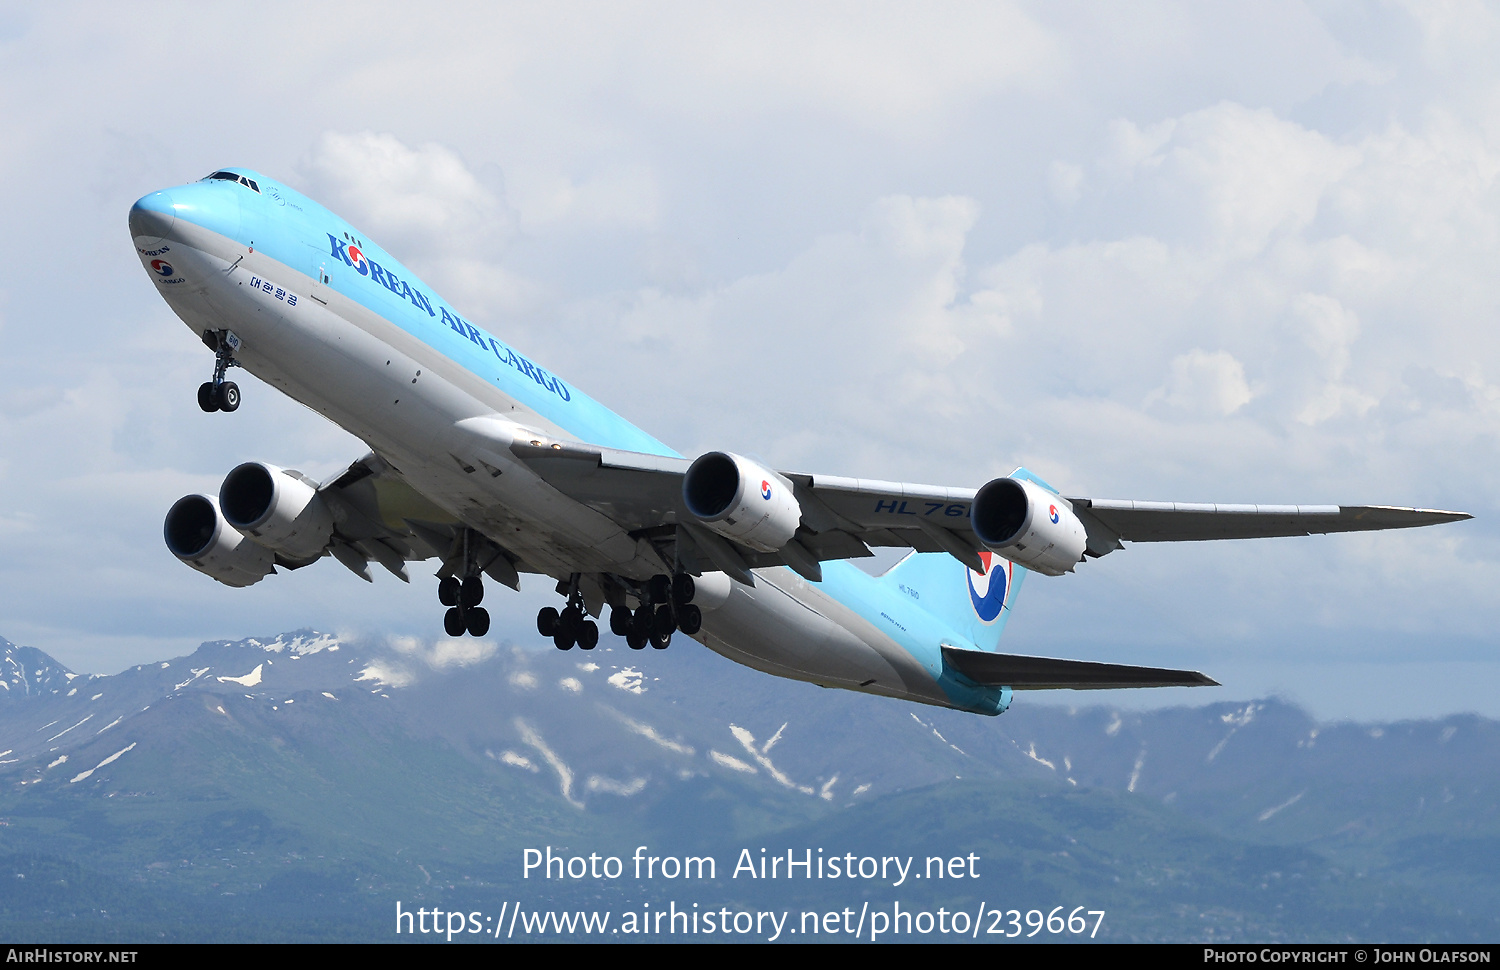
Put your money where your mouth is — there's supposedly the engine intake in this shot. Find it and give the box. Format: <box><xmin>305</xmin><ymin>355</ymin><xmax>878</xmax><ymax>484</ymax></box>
<box><xmin>970</xmin><ymin>477</ymin><xmax>1087</xmax><ymax>577</ymax></box>
<box><xmin>683</xmin><ymin>452</ymin><xmax>802</xmax><ymax>553</ymax></box>
<box><xmin>220</xmin><ymin>462</ymin><xmax>333</xmax><ymax>562</ymax></box>
<box><xmin>164</xmin><ymin>494</ymin><xmax>275</xmax><ymax>587</ymax></box>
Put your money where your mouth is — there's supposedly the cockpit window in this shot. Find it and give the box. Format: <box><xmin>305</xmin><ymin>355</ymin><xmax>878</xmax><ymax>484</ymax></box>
<box><xmin>202</xmin><ymin>171</ymin><xmax>261</xmax><ymax>194</ymax></box>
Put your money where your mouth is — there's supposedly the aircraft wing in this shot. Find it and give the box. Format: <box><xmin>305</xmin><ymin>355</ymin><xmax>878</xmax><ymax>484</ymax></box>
<box><xmin>1064</xmin><ymin>499</ymin><xmax>1471</xmax><ymax>557</ymax></box>
<box><xmin>504</xmin><ymin>433</ymin><xmax>1470</xmax><ymax>583</ymax></box>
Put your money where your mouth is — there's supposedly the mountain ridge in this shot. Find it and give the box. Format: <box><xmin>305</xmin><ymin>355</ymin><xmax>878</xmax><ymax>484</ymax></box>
<box><xmin>0</xmin><ymin>628</ymin><xmax>1494</xmax><ymax>941</ymax></box>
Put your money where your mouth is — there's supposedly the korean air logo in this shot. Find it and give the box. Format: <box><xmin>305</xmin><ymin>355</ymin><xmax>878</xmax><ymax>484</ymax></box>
<box><xmin>150</xmin><ymin>259</ymin><xmax>174</xmax><ymax>277</ymax></box>
<box><xmin>346</xmin><ymin>245</ymin><xmax>369</xmax><ymax>276</ymax></box>
<box><xmin>760</xmin><ymin>480</ymin><xmax>772</xmax><ymax>501</ymax></box>
<box><xmin>1048</xmin><ymin>504</ymin><xmax>1059</xmax><ymax>525</ymax></box>
<box><xmin>966</xmin><ymin>551</ymin><xmax>1011</xmax><ymax>624</ymax></box>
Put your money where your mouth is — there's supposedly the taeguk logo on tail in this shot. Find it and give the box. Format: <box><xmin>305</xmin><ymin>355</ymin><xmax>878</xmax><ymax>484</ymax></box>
<box><xmin>966</xmin><ymin>551</ymin><xmax>1011</xmax><ymax>624</ymax></box>
<box><xmin>150</xmin><ymin>259</ymin><xmax>174</xmax><ymax>277</ymax></box>
<box><xmin>761</xmin><ymin>480</ymin><xmax>772</xmax><ymax>501</ymax></box>
<box><xmin>1049</xmin><ymin>504</ymin><xmax>1059</xmax><ymax>524</ymax></box>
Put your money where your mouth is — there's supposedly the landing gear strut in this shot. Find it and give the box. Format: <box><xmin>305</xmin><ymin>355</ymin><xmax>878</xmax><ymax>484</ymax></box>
<box><xmin>198</xmin><ymin>329</ymin><xmax>242</xmax><ymax>413</ymax></box>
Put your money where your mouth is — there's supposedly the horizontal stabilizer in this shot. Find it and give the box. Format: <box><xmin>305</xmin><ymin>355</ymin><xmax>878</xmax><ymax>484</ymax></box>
<box><xmin>941</xmin><ymin>645</ymin><xmax>1218</xmax><ymax>690</ymax></box>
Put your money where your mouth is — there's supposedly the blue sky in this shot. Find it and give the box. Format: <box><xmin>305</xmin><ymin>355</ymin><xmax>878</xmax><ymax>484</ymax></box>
<box><xmin>0</xmin><ymin>2</ymin><xmax>1494</xmax><ymax>720</ymax></box>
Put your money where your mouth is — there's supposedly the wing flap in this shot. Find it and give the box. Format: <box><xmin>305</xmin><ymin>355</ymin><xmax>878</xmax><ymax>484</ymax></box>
<box><xmin>508</xmin><ymin>437</ymin><xmax>688</xmax><ymax>531</ymax></box>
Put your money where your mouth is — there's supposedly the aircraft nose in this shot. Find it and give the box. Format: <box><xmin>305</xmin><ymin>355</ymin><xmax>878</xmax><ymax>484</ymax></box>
<box><xmin>130</xmin><ymin>190</ymin><xmax>176</xmax><ymax>245</ymax></box>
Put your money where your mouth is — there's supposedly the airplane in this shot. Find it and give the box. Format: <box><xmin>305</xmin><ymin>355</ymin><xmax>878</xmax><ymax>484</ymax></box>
<box><xmin>130</xmin><ymin>168</ymin><xmax>1470</xmax><ymax>717</ymax></box>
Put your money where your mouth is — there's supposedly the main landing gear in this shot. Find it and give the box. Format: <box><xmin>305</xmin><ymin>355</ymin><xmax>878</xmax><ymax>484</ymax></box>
<box><xmin>538</xmin><ymin>573</ymin><xmax>701</xmax><ymax>652</ymax></box>
<box><xmin>439</xmin><ymin>573</ymin><xmax>491</xmax><ymax>637</ymax></box>
<box><xmin>537</xmin><ymin>575</ymin><xmax>600</xmax><ymax>650</ymax></box>
<box><xmin>436</xmin><ymin>528</ymin><xmax>515</xmax><ymax>638</ymax></box>
<box><xmin>198</xmin><ymin>329</ymin><xmax>242</xmax><ymax>413</ymax></box>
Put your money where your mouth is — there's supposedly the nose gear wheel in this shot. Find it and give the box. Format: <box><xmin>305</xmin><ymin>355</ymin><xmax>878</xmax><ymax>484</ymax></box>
<box><xmin>198</xmin><ymin>330</ymin><xmax>243</xmax><ymax>413</ymax></box>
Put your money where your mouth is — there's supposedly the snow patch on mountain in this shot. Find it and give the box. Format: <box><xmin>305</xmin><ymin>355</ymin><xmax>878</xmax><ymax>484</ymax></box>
<box><xmin>69</xmin><ymin>742</ymin><xmax>136</xmax><ymax>784</ymax></box>
<box><xmin>711</xmin><ymin>751</ymin><xmax>756</xmax><ymax>773</ymax></box>
<box><xmin>217</xmin><ymin>664</ymin><xmax>264</xmax><ymax>687</ymax></box>
<box><xmin>609</xmin><ymin>710</ymin><xmax>694</xmax><ymax>756</ymax></box>
<box><xmin>608</xmin><ymin>668</ymin><xmax>645</xmax><ymax>694</ymax></box>
<box><xmin>248</xmin><ymin>631</ymin><xmax>341</xmax><ymax>656</ymax></box>
<box><xmin>516</xmin><ymin>717</ymin><xmax>581</xmax><ymax>808</ymax></box>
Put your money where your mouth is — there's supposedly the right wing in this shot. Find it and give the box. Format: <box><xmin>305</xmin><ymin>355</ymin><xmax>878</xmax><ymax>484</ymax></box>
<box><xmin>501</xmin><ymin>430</ymin><xmax>1469</xmax><ymax>583</ymax></box>
<box><xmin>1064</xmin><ymin>499</ymin><xmax>1470</xmax><ymax>557</ymax></box>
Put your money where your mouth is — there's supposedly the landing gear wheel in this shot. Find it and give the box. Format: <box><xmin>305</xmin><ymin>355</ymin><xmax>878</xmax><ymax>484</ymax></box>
<box><xmin>649</xmin><ymin>574</ymin><xmax>671</xmax><ymax>604</ymax></box>
<box><xmin>677</xmin><ymin>604</ymin><xmax>703</xmax><ymax>635</ymax></box>
<box><xmin>578</xmin><ymin>620</ymin><xmax>599</xmax><ymax>650</ymax></box>
<box><xmin>537</xmin><ymin>607</ymin><xmax>559</xmax><ymax>638</ymax></box>
<box><xmin>630</xmin><ymin>606</ymin><xmax>652</xmax><ymax>640</ymax></box>
<box><xmin>672</xmin><ymin>574</ymin><xmax>696</xmax><ymax>606</ymax></box>
<box><xmin>465</xmin><ymin>607</ymin><xmax>490</xmax><ymax>637</ymax></box>
<box><xmin>443</xmin><ymin>607</ymin><xmax>466</xmax><ymax>637</ymax></box>
<box><xmin>652</xmin><ymin>605</ymin><xmax>676</xmax><ymax>639</ymax></box>
<box><xmin>554</xmin><ymin>605</ymin><xmax>583</xmax><ymax>650</ymax></box>
<box><xmin>650</xmin><ymin>626</ymin><xmax>672</xmax><ymax>649</ymax></box>
<box><xmin>609</xmin><ymin>608</ymin><xmax>631</xmax><ymax>637</ymax></box>
<box><xmin>438</xmin><ymin>576</ymin><xmax>460</xmax><ymax>607</ymax></box>
<box><xmin>626</xmin><ymin>630</ymin><xmax>647</xmax><ymax>650</ymax></box>
<box><xmin>461</xmin><ymin>575</ymin><xmax>484</xmax><ymax>607</ymax></box>
<box><xmin>216</xmin><ymin>381</ymin><xmax>240</xmax><ymax>412</ymax></box>
<box><xmin>198</xmin><ymin>382</ymin><xmax>219</xmax><ymax>412</ymax></box>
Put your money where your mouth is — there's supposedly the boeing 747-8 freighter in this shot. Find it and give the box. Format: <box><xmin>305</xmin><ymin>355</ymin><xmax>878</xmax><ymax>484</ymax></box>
<box><xmin>131</xmin><ymin>168</ymin><xmax>1469</xmax><ymax>716</ymax></box>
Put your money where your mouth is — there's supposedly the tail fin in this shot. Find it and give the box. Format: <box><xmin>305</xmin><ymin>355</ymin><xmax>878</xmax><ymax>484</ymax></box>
<box><xmin>878</xmin><ymin>549</ymin><xmax>1026</xmax><ymax>653</ymax></box>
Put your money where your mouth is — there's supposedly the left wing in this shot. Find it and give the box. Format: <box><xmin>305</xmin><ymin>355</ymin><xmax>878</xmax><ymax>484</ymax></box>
<box><xmin>504</xmin><ymin>434</ymin><xmax>1470</xmax><ymax>583</ymax></box>
<box><xmin>167</xmin><ymin>453</ymin><xmax>531</xmax><ymax>590</ymax></box>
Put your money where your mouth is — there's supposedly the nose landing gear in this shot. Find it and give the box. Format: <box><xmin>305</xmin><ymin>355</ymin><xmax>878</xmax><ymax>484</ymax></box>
<box><xmin>198</xmin><ymin>330</ymin><xmax>242</xmax><ymax>413</ymax></box>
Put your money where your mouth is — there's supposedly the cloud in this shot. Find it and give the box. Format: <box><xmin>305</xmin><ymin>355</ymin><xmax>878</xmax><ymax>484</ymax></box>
<box><xmin>1099</xmin><ymin>104</ymin><xmax>1360</xmax><ymax>257</ymax></box>
<box><xmin>389</xmin><ymin>635</ymin><xmax>497</xmax><ymax>670</ymax></box>
<box><xmin>300</xmin><ymin>131</ymin><xmax>509</xmax><ymax>249</ymax></box>
<box><xmin>1149</xmin><ymin>349</ymin><xmax>1255</xmax><ymax>417</ymax></box>
<box><xmin>354</xmin><ymin>661</ymin><xmax>415</xmax><ymax>689</ymax></box>
<box><xmin>299</xmin><ymin>132</ymin><xmax>534</xmax><ymax>316</ymax></box>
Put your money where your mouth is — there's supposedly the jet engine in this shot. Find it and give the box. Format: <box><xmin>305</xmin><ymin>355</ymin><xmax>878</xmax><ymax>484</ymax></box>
<box><xmin>163</xmin><ymin>494</ymin><xmax>275</xmax><ymax>587</ymax></box>
<box><xmin>970</xmin><ymin>477</ymin><xmax>1087</xmax><ymax>577</ymax></box>
<box><xmin>682</xmin><ymin>452</ymin><xmax>802</xmax><ymax>553</ymax></box>
<box><xmin>219</xmin><ymin>462</ymin><xmax>334</xmax><ymax>562</ymax></box>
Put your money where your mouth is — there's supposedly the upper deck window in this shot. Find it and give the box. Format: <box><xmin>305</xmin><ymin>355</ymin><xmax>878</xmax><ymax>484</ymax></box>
<box><xmin>203</xmin><ymin>171</ymin><xmax>260</xmax><ymax>193</ymax></box>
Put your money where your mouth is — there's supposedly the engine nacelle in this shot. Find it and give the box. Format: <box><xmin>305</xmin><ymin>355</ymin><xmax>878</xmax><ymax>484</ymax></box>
<box><xmin>970</xmin><ymin>477</ymin><xmax>1087</xmax><ymax>577</ymax></box>
<box><xmin>682</xmin><ymin>452</ymin><xmax>802</xmax><ymax>553</ymax></box>
<box><xmin>219</xmin><ymin>462</ymin><xmax>334</xmax><ymax>562</ymax></box>
<box><xmin>163</xmin><ymin>494</ymin><xmax>275</xmax><ymax>587</ymax></box>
